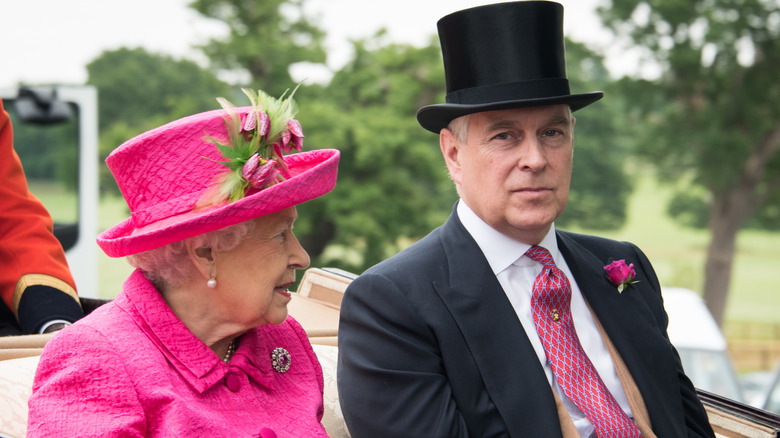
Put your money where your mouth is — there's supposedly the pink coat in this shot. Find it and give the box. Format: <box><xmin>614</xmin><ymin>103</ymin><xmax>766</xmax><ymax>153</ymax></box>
<box><xmin>28</xmin><ymin>270</ymin><xmax>328</xmax><ymax>437</ymax></box>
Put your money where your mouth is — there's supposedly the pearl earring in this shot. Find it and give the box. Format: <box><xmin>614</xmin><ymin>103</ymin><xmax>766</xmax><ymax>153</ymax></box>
<box><xmin>207</xmin><ymin>277</ymin><xmax>217</xmax><ymax>288</ymax></box>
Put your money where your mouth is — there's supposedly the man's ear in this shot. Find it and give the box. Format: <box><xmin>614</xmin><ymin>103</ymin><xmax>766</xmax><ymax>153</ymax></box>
<box><xmin>186</xmin><ymin>241</ymin><xmax>215</xmax><ymax>282</ymax></box>
<box><xmin>440</xmin><ymin>128</ymin><xmax>463</xmax><ymax>185</ymax></box>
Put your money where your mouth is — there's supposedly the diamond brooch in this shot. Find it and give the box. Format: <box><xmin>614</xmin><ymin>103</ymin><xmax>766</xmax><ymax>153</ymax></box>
<box><xmin>271</xmin><ymin>347</ymin><xmax>291</xmax><ymax>373</ymax></box>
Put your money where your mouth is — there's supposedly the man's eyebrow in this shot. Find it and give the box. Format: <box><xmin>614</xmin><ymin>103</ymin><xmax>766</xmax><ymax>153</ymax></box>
<box><xmin>546</xmin><ymin>116</ymin><xmax>571</xmax><ymax>126</ymax></box>
<box><xmin>484</xmin><ymin>119</ymin><xmax>518</xmax><ymax>132</ymax></box>
<box><xmin>483</xmin><ymin>116</ymin><xmax>570</xmax><ymax>133</ymax></box>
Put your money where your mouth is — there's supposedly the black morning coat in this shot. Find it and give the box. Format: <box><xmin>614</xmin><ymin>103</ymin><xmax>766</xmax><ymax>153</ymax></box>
<box><xmin>337</xmin><ymin>204</ymin><xmax>715</xmax><ymax>438</ymax></box>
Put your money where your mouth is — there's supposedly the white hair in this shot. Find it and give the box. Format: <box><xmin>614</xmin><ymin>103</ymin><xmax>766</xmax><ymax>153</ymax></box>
<box><xmin>127</xmin><ymin>220</ymin><xmax>255</xmax><ymax>289</ymax></box>
<box><xmin>447</xmin><ymin>114</ymin><xmax>471</xmax><ymax>144</ymax></box>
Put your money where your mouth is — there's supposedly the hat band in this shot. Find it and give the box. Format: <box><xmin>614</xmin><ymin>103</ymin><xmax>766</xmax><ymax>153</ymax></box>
<box><xmin>446</xmin><ymin>78</ymin><xmax>571</xmax><ymax>105</ymax></box>
<box><xmin>131</xmin><ymin>191</ymin><xmax>204</xmax><ymax>228</ymax></box>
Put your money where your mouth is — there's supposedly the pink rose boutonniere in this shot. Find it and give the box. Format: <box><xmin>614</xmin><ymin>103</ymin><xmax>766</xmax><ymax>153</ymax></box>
<box><xmin>604</xmin><ymin>259</ymin><xmax>638</xmax><ymax>293</ymax></box>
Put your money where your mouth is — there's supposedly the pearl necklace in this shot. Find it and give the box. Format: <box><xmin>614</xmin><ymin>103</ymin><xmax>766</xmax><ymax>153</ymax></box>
<box><xmin>222</xmin><ymin>339</ymin><xmax>237</xmax><ymax>364</ymax></box>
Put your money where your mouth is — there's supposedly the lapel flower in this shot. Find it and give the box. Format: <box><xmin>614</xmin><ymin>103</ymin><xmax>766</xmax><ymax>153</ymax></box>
<box><xmin>603</xmin><ymin>259</ymin><xmax>638</xmax><ymax>293</ymax></box>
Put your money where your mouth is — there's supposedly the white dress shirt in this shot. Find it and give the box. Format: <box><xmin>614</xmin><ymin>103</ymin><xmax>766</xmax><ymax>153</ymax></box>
<box><xmin>456</xmin><ymin>200</ymin><xmax>634</xmax><ymax>438</ymax></box>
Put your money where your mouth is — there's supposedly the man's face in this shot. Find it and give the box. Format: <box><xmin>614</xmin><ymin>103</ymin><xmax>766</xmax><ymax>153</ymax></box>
<box><xmin>440</xmin><ymin>104</ymin><xmax>574</xmax><ymax>244</ymax></box>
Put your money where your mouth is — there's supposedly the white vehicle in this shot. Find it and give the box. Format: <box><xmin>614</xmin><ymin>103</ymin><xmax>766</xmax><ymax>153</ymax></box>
<box><xmin>0</xmin><ymin>86</ymin><xmax>99</xmax><ymax>297</ymax></box>
<box><xmin>662</xmin><ymin>286</ymin><xmax>744</xmax><ymax>402</ymax></box>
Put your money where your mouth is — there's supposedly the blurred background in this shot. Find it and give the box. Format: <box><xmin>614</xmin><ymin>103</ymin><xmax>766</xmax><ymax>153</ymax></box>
<box><xmin>2</xmin><ymin>0</ymin><xmax>780</xmax><ymax>410</ymax></box>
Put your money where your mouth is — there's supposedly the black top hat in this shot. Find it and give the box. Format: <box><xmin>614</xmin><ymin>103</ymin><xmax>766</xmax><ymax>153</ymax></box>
<box><xmin>416</xmin><ymin>1</ymin><xmax>604</xmax><ymax>133</ymax></box>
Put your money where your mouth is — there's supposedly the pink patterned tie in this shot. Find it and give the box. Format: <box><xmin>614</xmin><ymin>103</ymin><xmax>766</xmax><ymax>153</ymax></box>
<box><xmin>525</xmin><ymin>246</ymin><xmax>641</xmax><ymax>438</ymax></box>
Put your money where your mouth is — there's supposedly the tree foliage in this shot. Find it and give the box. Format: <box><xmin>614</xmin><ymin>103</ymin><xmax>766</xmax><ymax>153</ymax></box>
<box><xmin>599</xmin><ymin>0</ymin><xmax>780</xmax><ymax>325</ymax></box>
<box><xmin>9</xmin><ymin>112</ymin><xmax>78</xmax><ymax>190</ymax></box>
<box><xmin>86</xmin><ymin>47</ymin><xmax>231</xmax><ymax>131</ymax></box>
<box><xmin>556</xmin><ymin>40</ymin><xmax>633</xmax><ymax>230</ymax></box>
<box><xmin>86</xmin><ymin>47</ymin><xmax>232</xmax><ymax>195</ymax></box>
<box><xmin>292</xmin><ymin>36</ymin><xmax>455</xmax><ymax>273</ymax></box>
<box><xmin>189</xmin><ymin>0</ymin><xmax>326</xmax><ymax>97</ymax></box>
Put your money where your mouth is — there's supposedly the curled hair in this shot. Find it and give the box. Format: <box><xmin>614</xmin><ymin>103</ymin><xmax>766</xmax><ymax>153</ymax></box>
<box><xmin>127</xmin><ymin>220</ymin><xmax>255</xmax><ymax>290</ymax></box>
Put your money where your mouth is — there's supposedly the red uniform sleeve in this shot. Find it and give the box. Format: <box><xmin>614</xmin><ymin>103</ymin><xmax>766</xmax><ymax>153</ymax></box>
<box><xmin>0</xmin><ymin>98</ymin><xmax>79</xmax><ymax>323</ymax></box>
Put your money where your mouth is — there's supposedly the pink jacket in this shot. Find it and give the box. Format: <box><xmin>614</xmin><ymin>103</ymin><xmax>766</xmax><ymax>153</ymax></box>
<box><xmin>28</xmin><ymin>270</ymin><xmax>328</xmax><ymax>437</ymax></box>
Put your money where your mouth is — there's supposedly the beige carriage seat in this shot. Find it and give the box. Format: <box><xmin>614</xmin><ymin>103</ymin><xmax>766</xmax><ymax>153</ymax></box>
<box><xmin>289</xmin><ymin>267</ymin><xmax>354</xmax><ymax>346</ymax></box>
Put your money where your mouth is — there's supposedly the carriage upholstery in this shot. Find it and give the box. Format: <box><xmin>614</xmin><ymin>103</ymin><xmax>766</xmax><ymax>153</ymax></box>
<box><xmin>0</xmin><ymin>268</ymin><xmax>776</xmax><ymax>438</ymax></box>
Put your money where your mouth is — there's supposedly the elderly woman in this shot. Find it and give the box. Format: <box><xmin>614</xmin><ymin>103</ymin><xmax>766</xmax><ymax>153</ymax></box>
<box><xmin>27</xmin><ymin>89</ymin><xmax>339</xmax><ymax>437</ymax></box>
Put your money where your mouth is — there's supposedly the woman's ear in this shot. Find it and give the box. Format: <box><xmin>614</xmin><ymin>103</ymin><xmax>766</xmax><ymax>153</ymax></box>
<box><xmin>186</xmin><ymin>241</ymin><xmax>215</xmax><ymax>282</ymax></box>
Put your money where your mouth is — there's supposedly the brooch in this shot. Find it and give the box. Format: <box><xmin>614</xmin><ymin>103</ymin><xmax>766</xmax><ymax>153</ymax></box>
<box><xmin>271</xmin><ymin>347</ymin><xmax>292</xmax><ymax>373</ymax></box>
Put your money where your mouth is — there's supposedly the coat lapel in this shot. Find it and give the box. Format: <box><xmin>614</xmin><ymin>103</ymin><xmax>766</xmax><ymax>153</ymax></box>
<box><xmin>556</xmin><ymin>231</ymin><xmax>685</xmax><ymax>437</ymax></box>
<box><xmin>555</xmin><ymin>232</ymin><xmax>654</xmax><ymax>351</ymax></box>
<box><xmin>434</xmin><ymin>213</ymin><xmax>564</xmax><ymax>437</ymax></box>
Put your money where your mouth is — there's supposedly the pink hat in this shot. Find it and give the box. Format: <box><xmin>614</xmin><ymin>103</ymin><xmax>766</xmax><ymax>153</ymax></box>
<box><xmin>97</xmin><ymin>89</ymin><xmax>340</xmax><ymax>258</ymax></box>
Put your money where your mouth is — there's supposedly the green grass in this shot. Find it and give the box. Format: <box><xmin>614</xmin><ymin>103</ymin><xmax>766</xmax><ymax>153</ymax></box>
<box><xmin>27</xmin><ymin>180</ymin><xmax>78</xmax><ymax>223</ymax></box>
<box><xmin>567</xmin><ymin>170</ymin><xmax>780</xmax><ymax>324</ymax></box>
<box><xmin>97</xmin><ymin>196</ymin><xmax>135</xmax><ymax>299</ymax></box>
<box><xmin>567</xmin><ymin>173</ymin><xmax>709</xmax><ymax>291</ymax></box>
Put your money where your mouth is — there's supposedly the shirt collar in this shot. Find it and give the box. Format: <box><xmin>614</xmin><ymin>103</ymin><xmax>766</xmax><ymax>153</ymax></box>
<box><xmin>456</xmin><ymin>199</ymin><xmax>560</xmax><ymax>275</ymax></box>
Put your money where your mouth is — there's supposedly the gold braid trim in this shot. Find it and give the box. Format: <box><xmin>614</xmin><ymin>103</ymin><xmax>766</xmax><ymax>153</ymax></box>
<box><xmin>12</xmin><ymin>274</ymin><xmax>81</xmax><ymax>318</ymax></box>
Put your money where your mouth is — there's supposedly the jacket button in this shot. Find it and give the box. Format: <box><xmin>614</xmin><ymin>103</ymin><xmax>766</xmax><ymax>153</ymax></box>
<box><xmin>225</xmin><ymin>373</ymin><xmax>241</xmax><ymax>392</ymax></box>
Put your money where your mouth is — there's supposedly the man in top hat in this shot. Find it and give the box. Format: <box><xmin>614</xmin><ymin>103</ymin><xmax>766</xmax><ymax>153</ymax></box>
<box><xmin>337</xmin><ymin>2</ymin><xmax>715</xmax><ymax>437</ymax></box>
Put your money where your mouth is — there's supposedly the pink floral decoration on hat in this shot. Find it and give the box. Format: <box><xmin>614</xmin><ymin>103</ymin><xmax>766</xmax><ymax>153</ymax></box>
<box><xmin>200</xmin><ymin>87</ymin><xmax>306</xmax><ymax>205</ymax></box>
<box><xmin>95</xmin><ymin>86</ymin><xmax>340</xmax><ymax>258</ymax></box>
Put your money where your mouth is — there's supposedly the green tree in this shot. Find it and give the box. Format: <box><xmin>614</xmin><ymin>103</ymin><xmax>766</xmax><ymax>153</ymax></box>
<box><xmin>599</xmin><ymin>0</ymin><xmax>780</xmax><ymax>326</ymax></box>
<box><xmin>293</xmin><ymin>35</ymin><xmax>453</xmax><ymax>273</ymax></box>
<box><xmin>9</xmin><ymin>112</ymin><xmax>78</xmax><ymax>191</ymax></box>
<box><xmin>556</xmin><ymin>40</ymin><xmax>633</xmax><ymax>230</ymax></box>
<box><xmin>86</xmin><ymin>47</ymin><xmax>232</xmax><ymax>195</ymax></box>
<box><xmin>87</xmin><ymin>47</ymin><xmax>231</xmax><ymax>131</ymax></box>
<box><xmin>189</xmin><ymin>0</ymin><xmax>326</xmax><ymax>96</ymax></box>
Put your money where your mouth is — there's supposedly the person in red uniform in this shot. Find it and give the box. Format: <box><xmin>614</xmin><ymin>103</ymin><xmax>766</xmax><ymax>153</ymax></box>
<box><xmin>0</xmin><ymin>97</ymin><xmax>84</xmax><ymax>336</ymax></box>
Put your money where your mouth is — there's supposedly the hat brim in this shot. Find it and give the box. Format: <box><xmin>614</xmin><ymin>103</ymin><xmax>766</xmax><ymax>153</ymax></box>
<box><xmin>97</xmin><ymin>148</ymin><xmax>340</xmax><ymax>258</ymax></box>
<box><xmin>416</xmin><ymin>91</ymin><xmax>604</xmax><ymax>134</ymax></box>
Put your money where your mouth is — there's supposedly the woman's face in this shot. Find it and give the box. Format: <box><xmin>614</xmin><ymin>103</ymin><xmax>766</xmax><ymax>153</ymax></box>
<box><xmin>213</xmin><ymin>207</ymin><xmax>310</xmax><ymax>327</ymax></box>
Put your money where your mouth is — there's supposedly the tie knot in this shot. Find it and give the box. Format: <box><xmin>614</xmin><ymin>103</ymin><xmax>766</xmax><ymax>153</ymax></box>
<box><xmin>525</xmin><ymin>245</ymin><xmax>556</xmax><ymax>268</ymax></box>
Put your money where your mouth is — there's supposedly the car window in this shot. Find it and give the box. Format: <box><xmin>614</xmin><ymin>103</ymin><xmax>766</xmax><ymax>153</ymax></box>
<box><xmin>678</xmin><ymin>347</ymin><xmax>743</xmax><ymax>402</ymax></box>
